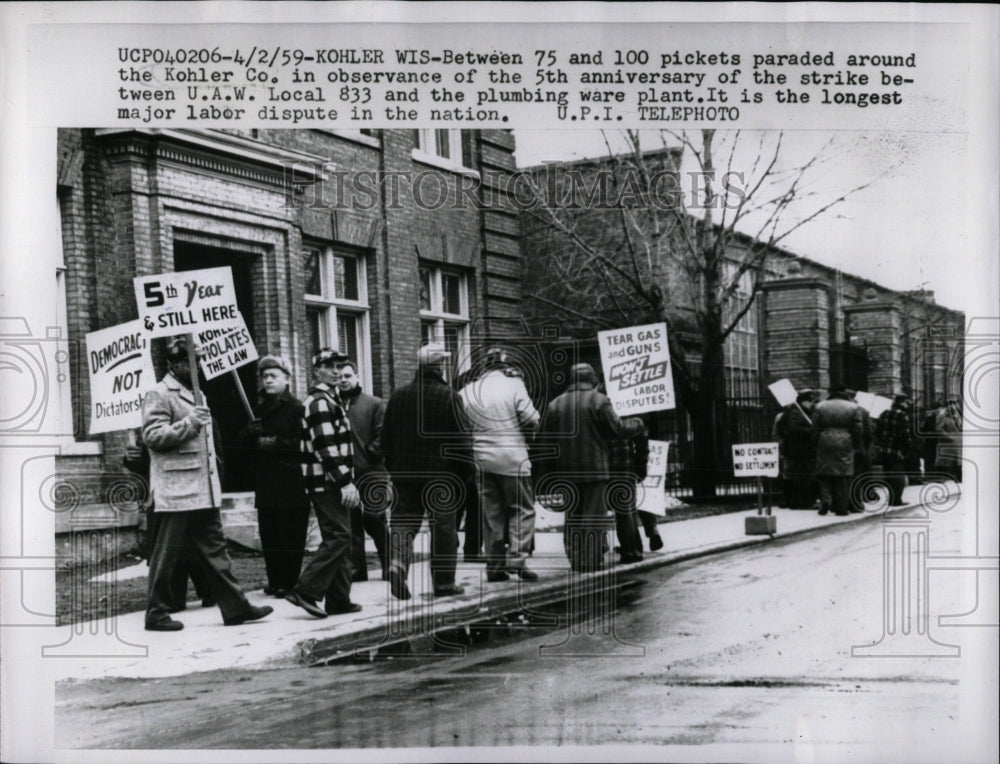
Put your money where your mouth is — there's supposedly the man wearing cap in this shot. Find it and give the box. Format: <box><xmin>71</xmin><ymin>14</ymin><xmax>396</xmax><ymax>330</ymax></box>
<box><xmin>875</xmin><ymin>394</ymin><xmax>914</xmax><ymax>506</ymax></box>
<box><xmin>142</xmin><ymin>336</ymin><xmax>272</xmax><ymax>631</ymax></box>
<box><xmin>240</xmin><ymin>355</ymin><xmax>310</xmax><ymax>597</ymax></box>
<box><xmin>812</xmin><ymin>384</ymin><xmax>864</xmax><ymax>516</ymax></box>
<box><xmin>459</xmin><ymin>347</ymin><xmax>541</xmax><ymax>582</ymax></box>
<box><xmin>534</xmin><ymin>363</ymin><xmax>645</xmax><ymax>573</ymax></box>
<box><xmin>285</xmin><ymin>348</ymin><xmax>362</xmax><ymax>618</ymax></box>
<box><xmin>381</xmin><ymin>344</ymin><xmax>473</xmax><ymax>599</ymax></box>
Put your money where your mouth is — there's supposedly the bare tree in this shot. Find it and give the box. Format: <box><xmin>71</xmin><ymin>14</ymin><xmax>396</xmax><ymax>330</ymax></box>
<box><xmin>521</xmin><ymin>129</ymin><xmax>878</xmax><ymax>496</ymax></box>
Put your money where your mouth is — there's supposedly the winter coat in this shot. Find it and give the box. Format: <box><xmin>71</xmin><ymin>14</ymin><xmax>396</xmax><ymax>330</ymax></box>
<box><xmin>142</xmin><ymin>372</ymin><xmax>222</xmax><ymax>512</ymax></box>
<box><xmin>381</xmin><ymin>367</ymin><xmax>473</xmax><ymax>481</ymax></box>
<box><xmin>812</xmin><ymin>395</ymin><xmax>863</xmax><ymax>477</ymax></box>
<box><xmin>243</xmin><ymin>389</ymin><xmax>309</xmax><ymax>509</ymax></box>
<box><xmin>459</xmin><ymin>369</ymin><xmax>540</xmax><ymax>476</ymax></box>
<box><xmin>534</xmin><ymin>381</ymin><xmax>644</xmax><ymax>483</ymax></box>
<box><xmin>341</xmin><ymin>387</ymin><xmax>388</xmax><ymax>477</ymax></box>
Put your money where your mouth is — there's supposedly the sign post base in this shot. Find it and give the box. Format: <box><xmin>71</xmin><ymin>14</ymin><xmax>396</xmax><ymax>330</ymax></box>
<box><xmin>745</xmin><ymin>514</ymin><xmax>777</xmax><ymax>535</ymax></box>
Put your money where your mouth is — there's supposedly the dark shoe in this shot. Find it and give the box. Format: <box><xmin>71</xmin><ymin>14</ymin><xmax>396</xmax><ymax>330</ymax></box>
<box><xmin>433</xmin><ymin>584</ymin><xmax>465</xmax><ymax>597</ymax></box>
<box><xmin>145</xmin><ymin>618</ymin><xmax>184</xmax><ymax>632</ymax></box>
<box><xmin>511</xmin><ymin>567</ymin><xmax>539</xmax><ymax>581</ymax></box>
<box><xmin>486</xmin><ymin>571</ymin><xmax>510</xmax><ymax>582</ymax></box>
<box><xmin>263</xmin><ymin>586</ymin><xmax>278</xmax><ymax>596</ymax></box>
<box><xmin>201</xmin><ymin>596</ymin><xmax>216</xmax><ymax>608</ymax></box>
<box><xmin>326</xmin><ymin>602</ymin><xmax>363</xmax><ymax>615</ymax></box>
<box><xmin>619</xmin><ymin>554</ymin><xmax>644</xmax><ymax>564</ymax></box>
<box><xmin>271</xmin><ymin>588</ymin><xmax>288</xmax><ymax>599</ymax></box>
<box><xmin>849</xmin><ymin>507</ymin><xmax>865</xmax><ymax>514</ymax></box>
<box><xmin>387</xmin><ymin>568</ymin><xmax>412</xmax><ymax>601</ymax></box>
<box><xmin>834</xmin><ymin>511</ymin><xmax>849</xmax><ymax>516</ymax></box>
<box><xmin>285</xmin><ymin>589</ymin><xmax>328</xmax><ymax>618</ymax></box>
<box><xmin>818</xmin><ymin>507</ymin><xmax>829</xmax><ymax>516</ymax></box>
<box><xmin>352</xmin><ymin>569</ymin><xmax>370</xmax><ymax>582</ymax></box>
<box><xmin>223</xmin><ymin>604</ymin><xmax>273</xmax><ymax>626</ymax></box>
<box><xmin>649</xmin><ymin>534</ymin><xmax>664</xmax><ymax>551</ymax></box>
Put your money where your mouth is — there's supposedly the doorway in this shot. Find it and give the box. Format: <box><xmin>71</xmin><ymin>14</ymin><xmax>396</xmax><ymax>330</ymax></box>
<box><xmin>174</xmin><ymin>242</ymin><xmax>258</xmax><ymax>492</ymax></box>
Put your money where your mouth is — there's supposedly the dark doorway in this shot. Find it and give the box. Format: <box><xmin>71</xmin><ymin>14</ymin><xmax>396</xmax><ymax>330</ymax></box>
<box><xmin>174</xmin><ymin>242</ymin><xmax>258</xmax><ymax>492</ymax></box>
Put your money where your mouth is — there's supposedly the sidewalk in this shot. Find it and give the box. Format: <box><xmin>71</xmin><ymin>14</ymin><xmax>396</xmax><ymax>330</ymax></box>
<box><xmin>50</xmin><ymin>483</ymin><xmax>950</xmax><ymax>682</ymax></box>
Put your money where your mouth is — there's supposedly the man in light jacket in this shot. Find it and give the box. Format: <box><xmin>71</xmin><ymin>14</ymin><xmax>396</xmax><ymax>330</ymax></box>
<box><xmin>812</xmin><ymin>385</ymin><xmax>864</xmax><ymax>517</ymax></box>
<box><xmin>142</xmin><ymin>337</ymin><xmax>272</xmax><ymax>631</ymax></box>
<box><xmin>460</xmin><ymin>347</ymin><xmax>541</xmax><ymax>582</ymax></box>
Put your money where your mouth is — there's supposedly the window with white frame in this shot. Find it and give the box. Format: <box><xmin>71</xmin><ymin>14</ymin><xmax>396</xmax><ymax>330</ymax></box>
<box><xmin>722</xmin><ymin>262</ymin><xmax>760</xmax><ymax>399</ymax></box>
<box><xmin>419</xmin><ymin>264</ymin><xmax>470</xmax><ymax>374</ymax></box>
<box><xmin>303</xmin><ymin>243</ymin><xmax>372</xmax><ymax>387</ymax></box>
<box><xmin>413</xmin><ymin>129</ymin><xmax>476</xmax><ymax>173</ymax></box>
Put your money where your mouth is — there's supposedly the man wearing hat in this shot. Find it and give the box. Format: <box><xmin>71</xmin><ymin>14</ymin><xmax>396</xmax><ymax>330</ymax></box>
<box><xmin>533</xmin><ymin>363</ymin><xmax>645</xmax><ymax>573</ymax></box>
<box><xmin>240</xmin><ymin>355</ymin><xmax>310</xmax><ymax>598</ymax></box>
<box><xmin>775</xmin><ymin>389</ymin><xmax>819</xmax><ymax>509</ymax></box>
<box><xmin>875</xmin><ymin>394</ymin><xmax>914</xmax><ymax>505</ymax></box>
<box><xmin>142</xmin><ymin>336</ymin><xmax>272</xmax><ymax>631</ymax></box>
<box><xmin>381</xmin><ymin>344</ymin><xmax>473</xmax><ymax>599</ymax></box>
<box><xmin>284</xmin><ymin>348</ymin><xmax>362</xmax><ymax>618</ymax></box>
<box><xmin>812</xmin><ymin>384</ymin><xmax>864</xmax><ymax>516</ymax></box>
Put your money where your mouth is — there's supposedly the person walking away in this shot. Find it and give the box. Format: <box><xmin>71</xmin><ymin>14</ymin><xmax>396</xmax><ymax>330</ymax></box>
<box><xmin>142</xmin><ymin>337</ymin><xmax>272</xmax><ymax>631</ymax></box>
<box><xmin>240</xmin><ymin>355</ymin><xmax>311</xmax><ymax>598</ymax></box>
<box><xmin>874</xmin><ymin>394</ymin><xmax>913</xmax><ymax>506</ymax></box>
<box><xmin>812</xmin><ymin>385</ymin><xmax>863</xmax><ymax>517</ymax></box>
<box><xmin>934</xmin><ymin>398</ymin><xmax>963</xmax><ymax>482</ymax></box>
<box><xmin>920</xmin><ymin>401</ymin><xmax>942</xmax><ymax>481</ymax></box>
<box><xmin>607</xmin><ymin>419</ymin><xmax>648</xmax><ymax>564</ymax></box>
<box><xmin>534</xmin><ymin>363</ymin><xmax>645</xmax><ymax>573</ymax></box>
<box><xmin>381</xmin><ymin>344</ymin><xmax>473</xmax><ymax>600</ymax></box>
<box><xmin>336</xmin><ymin>359</ymin><xmax>390</xmax><ymax>581</ymax></box>
<box><xmin>459</xmin><ymin>347</ymin><xmax>541</xmax><ymax>583</ymax></box>
<box><xmin>284</xmin><ymin>348</ymin><xmax>362</xmax><ymax>618</ymax></box>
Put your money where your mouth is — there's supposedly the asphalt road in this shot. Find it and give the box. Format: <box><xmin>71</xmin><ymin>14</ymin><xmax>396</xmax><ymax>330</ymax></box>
<box><xmin>57</xmin><ymin>506</ymin><xmax>980</xmax><ymax>761</ymax></box>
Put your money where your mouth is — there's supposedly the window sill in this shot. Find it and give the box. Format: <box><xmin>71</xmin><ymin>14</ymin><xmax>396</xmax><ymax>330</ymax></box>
<box><xmin>313</xmin><ymin>130</ymin><xmax>381</xmax><ymax>149</ymax></box>
<box><xmin>410</xmin><ymin>149</ymin><xmax>480</xmax><ymax>178</ymax></box>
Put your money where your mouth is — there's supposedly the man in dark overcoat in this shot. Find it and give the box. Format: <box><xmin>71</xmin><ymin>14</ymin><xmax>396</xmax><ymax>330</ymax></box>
<box><xmin>534</xmin><ymin>363</ymin><xmax>645</xmax><ymax>573</ymax></box>
<box><xmin>241</xmin><ymin>355</ymin><xmax>311</xmax><ymax>597</ymax></box>
<box><xmin>381</xmin><ymin>344</ymin><xmax>473</xmax><ymax>600</ymax></box>
<box><xmin>812</xmin><ymin>385</ymin><xmax>863</xmax><ymax>517</ymax></box>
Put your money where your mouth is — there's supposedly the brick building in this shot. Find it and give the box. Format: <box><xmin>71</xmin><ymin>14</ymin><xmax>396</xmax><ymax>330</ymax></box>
<box><xmin>520</xmin><ymin>147</ymin><xmax>964</xmax><ymax>495</ymax></box>
<box><xmin>54</xmin><ymin>128</ymin><xmax>520</xmax><ymax>542</ymax></box>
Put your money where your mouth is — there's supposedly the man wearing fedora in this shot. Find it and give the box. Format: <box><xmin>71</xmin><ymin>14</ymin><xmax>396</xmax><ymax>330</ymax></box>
<box><xmin>241</xmin><ymin>355</ymin><xmax>311</xmax><ymax>598</ymax></box>
<box><xmin>285</xmin><ymin>348</ymin><xmax>362</xmax><ymax>618</ymax></box>
<box><xmin>142</xmin><ymin>336</ymin><xmax>272</xmax><ymax>631</ymax></box>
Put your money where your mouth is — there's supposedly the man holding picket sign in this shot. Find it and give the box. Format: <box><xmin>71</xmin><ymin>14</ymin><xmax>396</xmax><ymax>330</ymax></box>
<box><xmin>133</xmin><ymin>266</ymin><xmax>270</xmax><ymax>630</ymax></box>
<box><xmin>142</xmin><ymin>337</ymin><xmax>271</xmax><ymax>631</ymax></box>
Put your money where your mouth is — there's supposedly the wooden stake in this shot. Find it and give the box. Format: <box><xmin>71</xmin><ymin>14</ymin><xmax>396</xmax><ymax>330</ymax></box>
<box><xmin>231</xmin><ymin>370</ymin><xmax>254</xmax><ymax>420</ymax></box>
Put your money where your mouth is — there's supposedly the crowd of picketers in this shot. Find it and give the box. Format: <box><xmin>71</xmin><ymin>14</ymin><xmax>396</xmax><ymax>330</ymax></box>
<box><xmin>772</xmin><ymin>386</ymin><xmax>963</xmax><ymax>517</ymax></box>
<box><xmin>131</xmin><ymin>338</ymin><xmax>657</xmax><ymax>632</ymax></box>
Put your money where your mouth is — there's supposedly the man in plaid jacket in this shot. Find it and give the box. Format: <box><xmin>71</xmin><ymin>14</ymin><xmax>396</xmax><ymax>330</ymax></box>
<box><xmin>284</xmin><ymin>348</ymin><xmax>362</xmax><ymax>618</ymax></box>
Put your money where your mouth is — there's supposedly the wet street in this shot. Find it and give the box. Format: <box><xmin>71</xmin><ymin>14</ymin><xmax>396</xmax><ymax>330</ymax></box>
<box><xmin>58</xmin><ymin>507</ymin><xmax>973</xmax><ymax>759</ymax></box>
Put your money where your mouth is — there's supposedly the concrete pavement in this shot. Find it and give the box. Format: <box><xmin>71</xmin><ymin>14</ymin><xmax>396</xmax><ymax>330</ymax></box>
<box><xmin>50</xmin><ymin>482</ymin><xmax>955</xmax><ymax>682</ymax></box>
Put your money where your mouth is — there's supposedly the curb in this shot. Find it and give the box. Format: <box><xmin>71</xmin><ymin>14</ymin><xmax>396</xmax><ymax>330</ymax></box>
<box><xmin>293</xmin><ymin>497</ymin><xmax>939</xmax><ymax>665</ymax></box>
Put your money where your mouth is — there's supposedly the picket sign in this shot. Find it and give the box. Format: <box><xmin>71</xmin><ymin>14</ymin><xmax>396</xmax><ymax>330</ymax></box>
<box><xmin>767</xmin><ymin>377</ymin><xmax>812</xmax><ymax>425</ymax></box>
<box><xmin>854</xmin><ymin>391</ymin><xmax>877</xmax><ymax>412</ymax></box>
<box><xmin>195</xmin><ymin>313</ymin><xmax>258</xmax><ymax>419</ymax></box>
<box><xmin>637</xmin><ymin>439</ymin><xmax>670</xmax><ymax>516</ymax></box>
<box><xmin>733</xmin><ymin>441</ymin><xmax>780</xmax><ymax>536</ymax></box>
<box><xmin>870</xmin><ymin>395</ymin><xmax>894</xmax><ymax>419</ymax></box>
<box><xmin>85</xmin><ymin>319</ymin><xmax>156</xmax><ymax>434</ymax></box>
<box><xmin>134</xmin><ymin>266</ymin><xmax>240</xmax><ymax>338</ymax></box>
<box><xmin>597</xmin><ymin>322</ymin><xmax>675</xmax><ymax>415</ymax></box>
